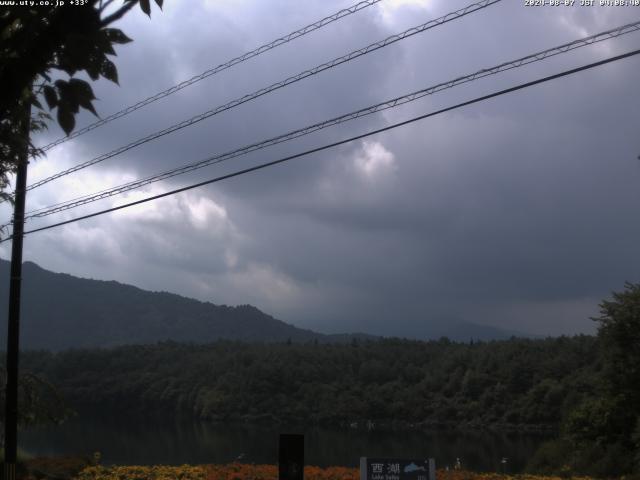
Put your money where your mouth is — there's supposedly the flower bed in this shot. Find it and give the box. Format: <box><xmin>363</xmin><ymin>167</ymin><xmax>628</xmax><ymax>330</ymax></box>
<box><xmin>70</xmin><ymin>464</ymin><xmax>594</xmax><ymax>480</ymax></box>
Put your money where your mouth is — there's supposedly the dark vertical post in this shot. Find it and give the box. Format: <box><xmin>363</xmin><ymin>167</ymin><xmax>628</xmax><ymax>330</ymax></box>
<box><xmin>3</xmin><ymin>100</ymin><xmax>31</xmax><ymax>480</ymax></box>
<box><xmin>278</xmin><ymin>434</ymin><xmax>304</xmax><ymax>480</ymax></box>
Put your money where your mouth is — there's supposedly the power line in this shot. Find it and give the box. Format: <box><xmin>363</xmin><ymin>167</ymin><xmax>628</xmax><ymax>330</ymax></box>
<box><xmin>17</xmin><ymin>18</ymin><xmax>640</xmax><ymax>219</ymax></box>
<box><xmin>19</xmin><ymin>19</ymin><xmax>640</xmax><ymax>222</ymax></box>
<box><xmin>37</xmin><ymin>0</ymin><xmax>384</xmax><ymax>153</ymax></box>
<box><xmin>4</xmin><ymin>47</ymin><xmax>638</xmax><ymax>243</ymax></box>
<box><xmin>26</xmin><ymin>0</ymin><xmax>502</xmax><ymax>192</ymax></box>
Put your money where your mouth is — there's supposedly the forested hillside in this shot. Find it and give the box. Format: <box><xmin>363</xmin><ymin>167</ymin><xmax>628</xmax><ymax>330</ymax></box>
<box><xmin>0</xmin><ymin>259</ymin><xmax>514</xmax><ymax>349</ymax></box>
<box><xmin>0</xmin><ymin>260</ymin><xmax>336</xmax><ymax>349</ymax></box>
<box><xmin>21</xmin><ymin>336</ymin><xmax>599</xmax><ymax>430</ymax></box>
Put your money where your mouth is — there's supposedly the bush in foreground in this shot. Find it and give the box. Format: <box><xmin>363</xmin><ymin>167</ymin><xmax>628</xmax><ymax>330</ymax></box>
<box><xmin>35</xmin><ymin>463</ymin><xmax>597</xmax><ymax>480</ymax></box>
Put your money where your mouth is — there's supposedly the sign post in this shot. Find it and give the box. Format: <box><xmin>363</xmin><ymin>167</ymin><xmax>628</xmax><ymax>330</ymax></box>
<box><xmin>360</xmin><ymin>458</ymin><xmax>436</xmax><ymax>480</ymax></box>
<box><xmin>279</xmin><ymin>434</ymin><xmax>304</xmax><ymax>480</ymax></box>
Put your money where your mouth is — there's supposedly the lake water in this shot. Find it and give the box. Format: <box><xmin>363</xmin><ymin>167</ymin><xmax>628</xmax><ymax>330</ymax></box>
<box><xmin>20</xmin><ymin>414</ymin><xmax>550</xmax><ymax>473</ymax></box>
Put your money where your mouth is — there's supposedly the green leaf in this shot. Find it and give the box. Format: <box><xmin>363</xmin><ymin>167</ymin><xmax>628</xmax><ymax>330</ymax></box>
<box><xmin>56</xmin><ymin>81</ymin><xmax>80</xmax><ymax>114</ymax></box>
<box><xmin>43</xmin><ymin>85</ymin><xmax>58</xmax><ymax>109</ymax></box>
<box><xmin>68</xmin><ymin>100</ymin><xmax>80</xmax><ymax>114</ymax></box>
<box><xmin>57</xmin><ymin>106</ymin><xmax>75</xmax><ymax>136</ymax></box>
<box><xmin>103</xmin><ymin>28</ymin><xmax>132</xmax><ymax>45</ymax></box>
<box><xmin>58</xmin><ymin>33</ymin><xmax>92</xmax><ymax>74</ymax></box>
<box><xmin>69</xmin><ymin>78</ymin><xmax>96</xmax><ymax>102</ymax></box>
<box><xmin>68</xmin><ymin>79</ymin><xmax>98</xmax><ymax>117</ymax></box>
<box><xmin>81</xmin><ymin>100</ymin><xmax>99</xmax><ymax>117</ymax></box>
<box><xmin>100</xmin><ymin>59</ymin><xmax>118</xmax><ymax>84</ymax></box>
<box><xmin>98</xmin><ymin>37</ymin><xmax>116</xmax><ymax>56</ymax></box>
<box><xmin>140</xmin><ymin>0</ymin><xmax>151</xmax><ymax>16</ymax></box>
<box><xmin>85</xmin><ymin>56</ymin><xmax>101</xmax><ymax>80</ymax></box>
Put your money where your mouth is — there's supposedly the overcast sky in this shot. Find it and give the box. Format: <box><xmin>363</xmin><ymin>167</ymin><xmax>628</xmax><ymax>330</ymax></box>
<box><xmin>2</xmin><ymin>0</ymin><xmax>639</xmax><ymax>337</ymax></box>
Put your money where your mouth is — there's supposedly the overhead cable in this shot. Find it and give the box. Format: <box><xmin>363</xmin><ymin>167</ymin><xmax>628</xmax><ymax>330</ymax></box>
<box><xmin>19</xmin><ymin>19</ymin><xmax>640</xmax><ymax>222</ymax></box>
<box><xmin>26</xmin><ymin>0</ymin><xmax>502</xmax><ymax>191</ymax></box>
<box><xmin>3</xmin><ymin>47</ymin><xmax>638</xmax><ymax>243</ymax></box>
<box><xmin>37</xmin><ymin>0</ymin><xmax>385</xmax><ymax>153</ymax></box>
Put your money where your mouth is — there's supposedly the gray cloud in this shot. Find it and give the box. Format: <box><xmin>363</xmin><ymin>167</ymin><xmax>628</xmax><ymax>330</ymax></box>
<box><xmin>2</xmin><ymin>0</ymin><xmax>639</xmax><ymax>338</ymax></box>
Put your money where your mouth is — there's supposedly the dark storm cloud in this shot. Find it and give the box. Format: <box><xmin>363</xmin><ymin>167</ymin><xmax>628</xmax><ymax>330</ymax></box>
<box><xmin>30</xmin><ymin>0</ymin><xmax>398</xmax><ymax>182</ymax></box>
<box><xmin>3</xmin><ymin>0</ymin><xmax>639</xmax><ymax>337</ymax></box>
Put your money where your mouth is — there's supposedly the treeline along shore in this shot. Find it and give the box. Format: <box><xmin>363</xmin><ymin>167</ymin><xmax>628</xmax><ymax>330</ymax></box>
<box><xmin>18</xmin><ymin>336</ymin><xmax>598</xmax><ymax>431</ymax></box>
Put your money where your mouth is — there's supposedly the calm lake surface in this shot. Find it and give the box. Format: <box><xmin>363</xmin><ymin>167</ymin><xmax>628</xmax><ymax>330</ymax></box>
<box><xmin>20</xmin><ymin>414</ymin><xmax>550</xmax><ymax>473</ymax></box>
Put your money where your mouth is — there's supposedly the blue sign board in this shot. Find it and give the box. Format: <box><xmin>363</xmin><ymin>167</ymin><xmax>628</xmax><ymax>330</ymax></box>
<box><xmin>360</xmin><ymin>458</ymin><xmax>436</xmax><ymax>480</ymax></box>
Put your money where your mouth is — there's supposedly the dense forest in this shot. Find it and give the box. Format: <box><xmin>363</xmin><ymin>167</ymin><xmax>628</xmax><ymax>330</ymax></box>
<box><xmin>7</xmin><ymin>283</ymin><xmax>640</xmax><ymax>477</ymax></box>
<box><xmin>20</xmin><ymin>336</ymin><xmax>598</xmax><ymax>430</ymax></box>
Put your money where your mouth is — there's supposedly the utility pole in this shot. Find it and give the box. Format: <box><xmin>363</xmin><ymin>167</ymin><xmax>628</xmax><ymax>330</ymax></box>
<box><xmin>3</xmin><ymin>99</ymin><xmax>31</xmax><ymax>480</ymax></box>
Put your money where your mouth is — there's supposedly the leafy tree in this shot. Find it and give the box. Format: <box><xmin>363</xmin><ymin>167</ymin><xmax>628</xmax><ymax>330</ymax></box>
<box><xmin>594</xmin><ymin>282</ymin><xmax>640</xmax><ymax>410</ymax></box>
<box><xmin>530</xmin><ymin>282</ymin><xmax>640</xmax><ymax>477</ymax></box>
<box><xmin>0</xmin><ymin>0</ymin><xmax>163</xmax><ymax>201</ymax></box>
<box><xmin>565</xmin><ymin>283</ymin><xmax>640</xmax><ymax>448</ymax></box>
<box><xmin>0</xmin><ymin>0</ymin><xmax>163</xmax><ymax>443</ymax></box>
<box><xmin>592</xmin><ymin>282</ymin><xmax>640</xmax><ymax>473</ymax></box>
<box><xmin>0</xmin><ymin>369</ymin><xmax>71</xmax><ymax>432</ymax></box>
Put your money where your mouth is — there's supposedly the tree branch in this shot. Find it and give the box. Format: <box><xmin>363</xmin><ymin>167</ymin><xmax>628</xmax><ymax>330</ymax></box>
<box><xmin>100</xmin><ymin>1</ymin><xmax>137</xmax><ymax>27</ymax></box>
<box><xmin>99</xmin><ymin>0</ymin><xmax>117</xmax><ymax>13</ymax></box>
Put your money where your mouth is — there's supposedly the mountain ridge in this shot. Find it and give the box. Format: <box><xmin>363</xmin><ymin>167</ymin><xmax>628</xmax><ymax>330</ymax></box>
<box><xmin>0</xmin><ymin>258</ymin><xmax>524</xmax><ymax>350</ymax></box>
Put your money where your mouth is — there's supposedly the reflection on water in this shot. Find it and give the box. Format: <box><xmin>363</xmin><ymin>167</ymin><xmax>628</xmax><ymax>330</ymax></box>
<box><xmin>20</xmin><ymin>414</ymin><xmax>549</xmax><ymax>472</ymax></box>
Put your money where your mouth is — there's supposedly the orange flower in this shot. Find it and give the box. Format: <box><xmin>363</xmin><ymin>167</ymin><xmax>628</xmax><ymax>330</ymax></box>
<box><xmin>69</xmin><ymin>463</ymin><xmax>598</xmax><ymax>480</ymax></box>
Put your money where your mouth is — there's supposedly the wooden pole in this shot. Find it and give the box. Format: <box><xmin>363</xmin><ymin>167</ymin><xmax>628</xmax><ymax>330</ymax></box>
<box><xmin>3</xmin><ymin>99</ymin><xmax>31</xmax><ymax>480</ymax></box>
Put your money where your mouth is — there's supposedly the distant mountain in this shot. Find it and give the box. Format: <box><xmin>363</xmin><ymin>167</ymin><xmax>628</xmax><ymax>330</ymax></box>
<box><xmin>0</xmin><ymin>259</ymin><xmax>522</xmax><ymax>350</ymax></box>
<box><xmin>0</xmin><ymin>260</ymin><xmax>336</xmax><ymax>350</ymax></box>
